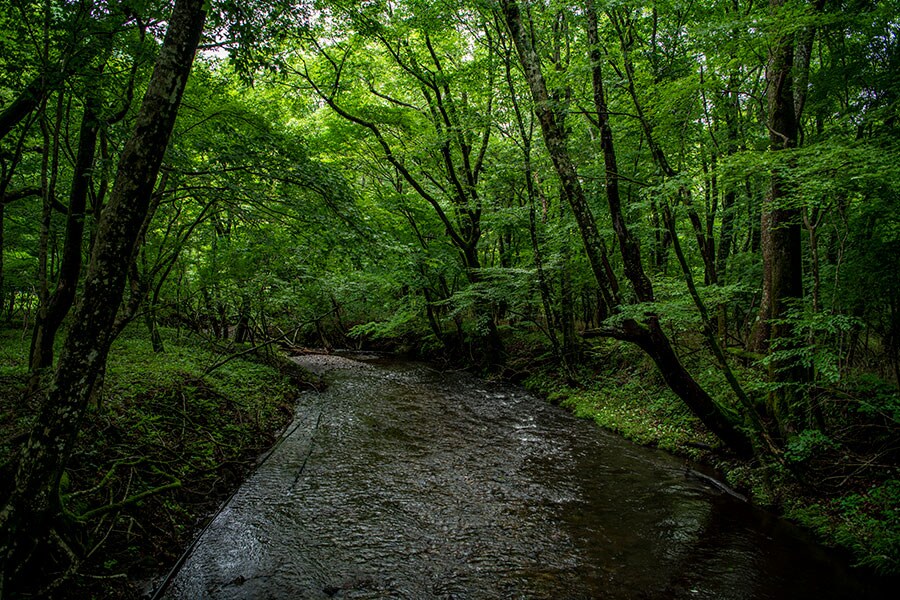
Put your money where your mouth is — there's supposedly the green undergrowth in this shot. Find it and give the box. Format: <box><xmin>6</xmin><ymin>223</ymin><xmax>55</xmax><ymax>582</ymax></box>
<box><xmin>0</xmin><ymin>326</ymin><xmax>314</xmax><ymax>598</ymax></box>
<box><xmin>521</xmin><ymin>345</ymin><xmax>720</xmax><ymax>461</ymax></box>
<box><xmin>785</xmin><ymin>481</ymin><xmax>900</xmax><ymax>573</ymax></box>
<box><xmin>0</xmin><ymin>329</ymin><xmax>31</xmax><ymax>469</ymax></box>
<box><xmin>517</xmin><ymin>338</ymin><xmax>900</xmax><ymax>576</ymax></box>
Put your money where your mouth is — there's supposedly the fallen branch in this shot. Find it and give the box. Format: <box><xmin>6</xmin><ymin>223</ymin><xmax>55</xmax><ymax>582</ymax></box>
<box><xmin>73</xmin><ymin>475</ymin><xmax>182</xmax><ymax>522</ymax></box>
<box><xmin>63</xmin><ymin>457</ymin><xmax>145</xmax><ymax>500</ymax></box>
<box><xmin>202</xmin><ymin>307</ymin><xmax>340</xmax><ymax>375</ymax></box>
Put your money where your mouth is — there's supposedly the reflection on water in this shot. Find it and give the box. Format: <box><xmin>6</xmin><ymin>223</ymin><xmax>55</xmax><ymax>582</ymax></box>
<box><xmin>160</xmin><ymin>354</ymin><xmax>891</xmax><ymax>599</ymax></box>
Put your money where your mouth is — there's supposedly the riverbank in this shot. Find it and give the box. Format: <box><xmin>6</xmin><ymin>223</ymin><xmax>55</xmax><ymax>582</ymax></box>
<box><xmin>510</xmin><ymin>338</ymin><xmax>900</xmax><ymax>576</ymax></box>
<box><xmin>0</xmin><ymin>326</ymin><xmax>317</xmax><ymax>599</ymax></box>
<box><xmin>3</xmin><ymin>324</ymin><xmax>896</xmax><ymax>592</ymax></box>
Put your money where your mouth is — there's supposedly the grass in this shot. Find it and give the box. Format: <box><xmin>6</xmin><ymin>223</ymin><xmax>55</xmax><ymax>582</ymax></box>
<box><xmin>0</xmin><ymin>325</ymin><xmax>313</xmax><ymax>598</ymax></box>
<box><xmin>522</xmin><ymin>342</ymin><xmax>721</xmax><ymax>460</ymax></box>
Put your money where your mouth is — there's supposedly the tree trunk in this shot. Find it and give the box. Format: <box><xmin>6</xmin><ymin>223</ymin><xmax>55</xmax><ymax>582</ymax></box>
<box><xmin>29</xmin><ymin>98</ymin><xmax>101</xmax><ymax>374</ymax></box>
<box><xmin>717</xmin><ymin>192</ymin><xmax>737</xmax><ymax>281</ymax></box>
<box><xmin>619</xmin><ymin>318</ymin><xmax>754</xmax><ymax>456</ymax></box>
<box><xmin>0</xmin><ymin>0</ymin><xmax>207</xmax><ymax>590</ymax></box>
<box><xmin>528</xmin><ymin>181</ymin><xmax>562</xmax><ymax>361</ymax></box>
<box><xmin>422</xmin><ymin>287</ymin><xmax>446</xmax><ymax>347</ymax></box>
<box><xmin>754</xmin><ymin>0</ymin><xmax>806</xmax><ymax>436</ymax></box>
<box><xmin>559</xmin><ymin>218</ymin><xmax>578</xmax><ymax>364</ymax></box>
<box><xmin>145</xmin><ymin>302</ymin><xmax>165</xmax><ymax>353</ymax></box>
<box><xmin>501</xmin><ymin>0</ymin><xmax>617</xmax><ymax>312</ymax></box>
<box><xmin>234</xmin><ymin>295</ymin><xmax>251</xmax><ymax>343</ymax></box>
<box><xmin>717</xmin><ymin>73</ymin><xmax>741</xmax><ymax>285</ymax></box>
<box><xmin>31</xmin><ymin>97</ymin><xmax>64</xmax><ymax>385</ymax></box>
<box><xmin>649</xmin><ymin>197</ymin><xmax>669</xmax><ymax>274</ymax></box>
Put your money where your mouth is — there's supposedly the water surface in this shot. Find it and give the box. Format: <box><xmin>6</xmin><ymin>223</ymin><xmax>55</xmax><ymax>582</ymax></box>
<box><xmin>159</xmin><ymin>353</ymin><xmax>889</xmax><ymax>599</ymax></box>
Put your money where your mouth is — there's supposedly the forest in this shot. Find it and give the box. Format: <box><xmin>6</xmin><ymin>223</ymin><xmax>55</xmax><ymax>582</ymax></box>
<box><xmin>0</xmin><ymin>0</ymin><xmax>899</xmax><ymax>596</ymax></box>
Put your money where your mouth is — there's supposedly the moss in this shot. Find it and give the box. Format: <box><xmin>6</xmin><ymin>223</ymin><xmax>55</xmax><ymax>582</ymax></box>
<box><xmin>524</xmin><ymin>361</ymin><xmax>719</xmax><ymax>461</ymax></box>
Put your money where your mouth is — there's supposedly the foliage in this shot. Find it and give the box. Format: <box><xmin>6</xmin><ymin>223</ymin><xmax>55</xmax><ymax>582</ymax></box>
<box><xmin>784</xmin><ymin>429</ymin><xmax>837</xmax><ymax>464</ymax></box>
<box><xmin>524</xmin><ymin>341</ymin><xmax>720</xmax><ymax>459</ymax></box>
<box><xmin>843</xmin><ymin>374</ymin><xmax>900</xmax><ymax>424</ymax></box>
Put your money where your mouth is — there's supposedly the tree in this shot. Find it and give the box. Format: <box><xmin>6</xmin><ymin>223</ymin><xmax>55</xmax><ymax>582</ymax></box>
<box><xmin>753</xmin><ymin>0</ymin><xmax>824</xmax><ymax>437</ymax></box>
<box><xmin>294</xmin><ymin>2</ymin><xmax>507</xmax><ymax>362</ymax></box>
<box><xmin>0</xmin><ymin>0</ymin><xmax>208</xmax><ymax>591</ymax></box>
<box><xmin>500</xmin><ymin>0</ymin><xmax>753</xmax><ymax>456</ymax></box>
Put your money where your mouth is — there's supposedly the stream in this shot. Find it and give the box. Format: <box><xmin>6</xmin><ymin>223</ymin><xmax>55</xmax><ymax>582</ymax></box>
<box><xmin>157</xmin><ymin>353</ymin><xmax>891</xmax><ymax>599</ymax></box>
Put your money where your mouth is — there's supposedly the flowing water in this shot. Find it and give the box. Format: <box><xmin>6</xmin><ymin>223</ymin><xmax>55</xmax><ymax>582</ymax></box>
<box><xmin>158</xmin><ymin>353</ymin><xmax>890</xmax><ymax>599</ymax></box>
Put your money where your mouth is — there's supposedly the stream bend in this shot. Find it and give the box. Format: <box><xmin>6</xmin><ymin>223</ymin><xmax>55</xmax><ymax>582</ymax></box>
<box><xmin>160</xmin><ymin>353</ymin><xmax>887</xmax><ymax>599</ymax></box>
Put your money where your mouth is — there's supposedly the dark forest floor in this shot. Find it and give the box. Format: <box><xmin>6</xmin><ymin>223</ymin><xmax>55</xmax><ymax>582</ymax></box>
<box><xmin>0</xmin><ymin>325</ymin><xmax>319</xmax><ymax>599</ymax></box>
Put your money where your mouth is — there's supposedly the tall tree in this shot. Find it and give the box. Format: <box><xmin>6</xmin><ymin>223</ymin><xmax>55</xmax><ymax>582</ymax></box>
<box><xmin>753</xmin><ymin>0</ymin><xmax>821</xmax><ymax>436</ymax></box>
<box><xmin>296</xmin><ymin>5</ymin><xmax>506</xmax><ymax>362</ymax></box>
<box><xmin>500</xmin><ymin>0</ymin><xmax>753</xmax><ymax>456</ymax></box>
<box><xmin>0</xmin><ymin>0</ymin><xmax>208</xmax><ymax>591</ymax></box>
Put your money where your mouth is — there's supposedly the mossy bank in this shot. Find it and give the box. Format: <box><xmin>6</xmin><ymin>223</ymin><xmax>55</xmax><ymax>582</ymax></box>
<box><xmin>516</xmin><ymin>339</ymin><xmax>900</xmax><ymax>577</ymax></box>
<box><xmin>0</xmin><ymin>326</ymin><xmax>315</xmax><ymax>599</ymax></box>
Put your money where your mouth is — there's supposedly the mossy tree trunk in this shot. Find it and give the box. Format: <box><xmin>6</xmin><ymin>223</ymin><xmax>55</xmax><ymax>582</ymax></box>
<box><xmin>0</xmin><ymin>0</ymin><xmax>207</xmax><ymax>591</ymax></box>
